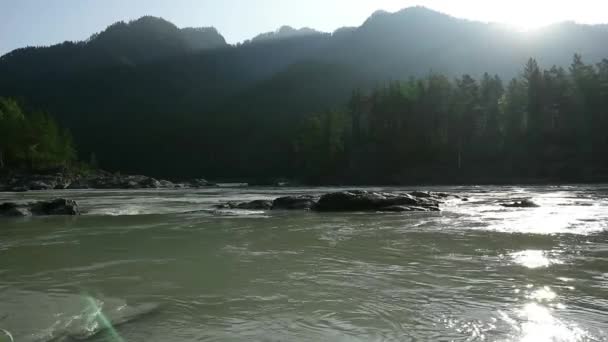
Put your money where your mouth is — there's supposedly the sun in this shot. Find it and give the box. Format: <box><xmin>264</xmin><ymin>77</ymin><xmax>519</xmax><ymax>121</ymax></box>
<box><xmin>489</xmin><ymin>5</ymin><xmax>560</xmax><ymax>31</ymax></box>
<box><xmin>507</xmin><ymin>16</ymin><xmax>551</xmax><ymax>31</ymax></box>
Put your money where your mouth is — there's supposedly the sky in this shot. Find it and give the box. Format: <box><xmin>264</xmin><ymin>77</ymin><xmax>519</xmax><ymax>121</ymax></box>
<box><xmin>1</xmin><ymin>0</ymin><xmax>607</xmax><ymax>56</ymax></box>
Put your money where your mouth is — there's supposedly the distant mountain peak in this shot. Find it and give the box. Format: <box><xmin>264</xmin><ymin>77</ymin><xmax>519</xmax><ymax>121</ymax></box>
<box><xmin>131</xmin><ymin>15</ymin><xmax>176</xmax><ymax>26</ymax></box>
<box><xmin>180</xmin><ymin>26</ymin><xmax>226</xmax><ymax>49</ymax></box>
<box><xmin>364</xmin><ymin>6</ymin><xmax>451</xmax><ymax>24</ymax></box>
<box><xmin>86</xmin><ymin>16</ymin><xmax>226</xmax><ymax>53</ymax></box>
<box><xmin>370</xmin><ymin>9</ymin><xmax>390</xmax><ymax>17</ymax></box>
<box><xmin>397</xmin><ymin>6</ymin><xmax>440</xmax><ymax>14</ymax></box>
<box><xmin>249</xmin><ymin>26</ymin><xmax>324</xmax><ymax>43</ymax></box>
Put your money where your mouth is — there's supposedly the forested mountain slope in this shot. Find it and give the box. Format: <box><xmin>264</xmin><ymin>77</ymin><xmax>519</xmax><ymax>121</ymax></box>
<box><xmin>1</xmin><ymin>7</ymin><xmax>607</xmax><ymax>180</ymax></box>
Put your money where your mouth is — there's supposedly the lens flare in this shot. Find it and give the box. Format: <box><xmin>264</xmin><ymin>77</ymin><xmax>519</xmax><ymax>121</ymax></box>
<box><xmin>83</xmin><ymin>296</ymin><xmax>125</xmax><ymax>342</ymax></box>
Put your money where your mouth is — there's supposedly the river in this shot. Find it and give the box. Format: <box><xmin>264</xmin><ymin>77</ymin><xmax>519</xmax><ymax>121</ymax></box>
<box><xmin>1</xmin><ymin>185</ymin><xmax>607</xmax><ymax>341</ymax></box>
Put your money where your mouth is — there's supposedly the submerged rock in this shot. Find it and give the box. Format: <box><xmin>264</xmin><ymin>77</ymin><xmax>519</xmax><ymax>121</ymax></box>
<box><xmin>0</xmin><ymin>199</ymin><xmax>79</xmax><ymax>217</ymax></box>
<box><xmin>501</xmin><ymin>199</ymin><xmax>540</xmax><ymax>208</ymax></box>
<box><xmin>272</xmin><ymin>195</ymin><xmax>317</xmax><ymax>210</ymax></box>
<box><xmin>67</xmin><ymin>302</ymin><xmax>160</xmax><ymax>340</ymax></box>
<box><xmin>378</xmin><ymin>205</ymin><xmax>441</xmax><ymax>212</ymax></box>
<box><xmin>0</xmin><ymin>289</ymin><xmax>159</xmax><ymax>342</ymax></box>
<box><xmin>313</xmin><ymin>190</ymin><xmax>440</xmax><ymax>212</ymax></box>
<box><xmin>217</xmin><ymin>200</ymin><xmax>274</xmax><ymax>210</ymax></box>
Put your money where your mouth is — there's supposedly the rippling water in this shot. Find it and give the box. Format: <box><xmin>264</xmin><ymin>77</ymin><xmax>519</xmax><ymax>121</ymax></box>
<box><xmin>1</xmin><ymin>185</ymin><xmax>607</xmax><ymax>341</ymax></box>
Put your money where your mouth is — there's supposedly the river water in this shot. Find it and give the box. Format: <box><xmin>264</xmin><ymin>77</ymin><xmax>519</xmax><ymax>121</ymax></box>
<box><xmin>0</xmin><ymin>186</ymin><xmax>607</xmax><ymax>341</ymax></box>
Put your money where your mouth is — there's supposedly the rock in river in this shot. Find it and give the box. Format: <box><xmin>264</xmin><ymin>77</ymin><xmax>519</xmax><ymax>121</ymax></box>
<box><xmin>214</xmin><ymin>191</ymin><xmax>448</xmax><ymax>213</ymax></box>
<box><xmin>0</xmin><ymin>199</ymin><xmax>80</xmax><ymax>217</ymax></box>
<box><xmin>313</xmin><ymin>190</ymin><xmax>440</xmax><ymax>212</ymax></box>
<box><xmin>272</xmin><ymin>195</ymin><xmax>318</xmax><ymax>210</ymax></box>
<box><xmin>217</xmin><ymin>200</ymin><xmax>274</xmax><ymax>210</ymax></box>
<box><xmin>500</xmin><ymin>199</ymin><xmax>540</xmax><ymax>208</ymax></box>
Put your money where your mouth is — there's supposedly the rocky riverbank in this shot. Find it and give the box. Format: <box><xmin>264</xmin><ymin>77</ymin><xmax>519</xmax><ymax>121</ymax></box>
<box><xmin>0</xmin><ymin>189</ymin><xmax>549</xmax><ymax>218</ymax></box>
<box><xmin>0</xmin><ymin>171</ymin><xmax>214</xmax><ymax>192</ymax></box>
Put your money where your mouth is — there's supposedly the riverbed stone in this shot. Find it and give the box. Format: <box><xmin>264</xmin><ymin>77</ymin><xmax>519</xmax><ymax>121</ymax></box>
<box><xmin>31</xmin><ymin>198</ymin><xmax>80</xmax><ymax>215</ymax></box>
<box><xmin>217</xmin><ymin>200</ymin><xmax>274</xmax><ymax>210</ymax></box>
<box><xmin>0</xmin><ymin>198</ymin><xmax>79</xmax><ymax>217</ymax></box>
<box><xmin>28</xmin><ymin>180</ymin><xmax>55</xmax><ymax>191</ymax></box>
<box><xmin>272</xmin><ymin>195</ymin><xmax>317</xmax><ymax>210</ymax></box>
<box><xmin>501</xmin><ymin>199</ymin><xmax>540</xmax><ymax>208</ymax></box>
<box><xmin>0</xmin><ymin>202</ymin><xmax>31</xmax><ymax>216</ymax></box>
<box><xmin>314</xmin><ymin>190</ymin><xmax>440</xmax><ymax>212</ymax></box>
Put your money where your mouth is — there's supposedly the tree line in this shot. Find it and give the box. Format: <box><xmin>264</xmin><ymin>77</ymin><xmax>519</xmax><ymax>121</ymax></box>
<box><xmin>292</xmin><ymin>55</ymin><xmax>608</xmax><ymax>183</ymax></box>
<box><xmin>0</xmin><ymin>98</ymin><xmax>76</xmax><ymax>171</ymax></box>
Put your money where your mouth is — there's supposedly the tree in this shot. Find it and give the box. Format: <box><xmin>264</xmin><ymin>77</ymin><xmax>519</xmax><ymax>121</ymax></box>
<box><xmin>452</xmin><ymin>74</ymin><xmax>480</xmax><ymax>169</ymax></box>
<box><xmin>0</xmin><ymin>98</ymin><xmax>76</xmax><ymax>170</ymax></box>
<box><xmin>0</xmin><ymin>98</ymin><xmax>25</xmax><ymax>168</ymax></box>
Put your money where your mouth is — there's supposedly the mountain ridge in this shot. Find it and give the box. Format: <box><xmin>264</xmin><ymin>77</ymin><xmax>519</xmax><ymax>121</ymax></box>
<box><xmin>4</xmin><ymin>6</ymin><xmax>608</xmax><ymax>59</ymax></box>
<box><xmin>2</xmin><ymin>6</ymin><xmax>608</xmax><ymax>178</ymax></box>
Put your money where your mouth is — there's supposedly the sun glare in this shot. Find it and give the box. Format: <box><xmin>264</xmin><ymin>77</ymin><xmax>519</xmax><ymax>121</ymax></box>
<box><xmin>490</xmin><ymin>7</ymin><xmax>557</xmax><ymax>31</ymax></box>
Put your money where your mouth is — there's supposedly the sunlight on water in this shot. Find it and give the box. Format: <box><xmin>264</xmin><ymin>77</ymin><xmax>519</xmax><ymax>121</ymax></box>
<box><xmin>516</xmin><ymin>303</ymin><xmax>588</xmax><ymax>342</ymax></box>
<box><xmin>511</xmin><ymin>250</ymin><xmax>562</xmax><ymax>268</ymax></box>
<box><xmin>456</xmin><ymin>189</ymin><xmax>608</xmax><ymax>235</ymax></box>
<box><xmin>528</xmin><ymin>286</ymin><xmax>557</xmax><ymax>301</ymax></box>
<box><xmin>0</xmin><ymin>186</ymin><xmax>606</xmax><ymax>341</ymax></box>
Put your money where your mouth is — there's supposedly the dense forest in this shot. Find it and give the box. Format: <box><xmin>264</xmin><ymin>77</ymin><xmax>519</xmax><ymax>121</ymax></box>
<box><xmin>292</xmin><ymin>55</ymin><xmax>608</xmax><ymax>183</ymax></box>
<box><xmin>1</xmin><ymin>7</ymin><xmax>608</xmax><ymax>183</ymax></box>
<box><xmin>0</xmin><ymin>98</ymin><xmax>76</xmax><ymax>171</ymax></box>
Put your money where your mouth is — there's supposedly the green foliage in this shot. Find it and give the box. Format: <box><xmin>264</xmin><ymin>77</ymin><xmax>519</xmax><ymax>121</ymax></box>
<box><xmin>0</xmin><ymin>98</ymin><xmax>76</xmax><ymax>170</ymax></box>
<box><xmin>293</xmin><ymin>110</ymin><xmax>351</xmax><ymax>182</ymax></box>
<box><xmin>292</xmin><ymin>55</ymin><xmax>608</xmax><ymax>183</ymax></box>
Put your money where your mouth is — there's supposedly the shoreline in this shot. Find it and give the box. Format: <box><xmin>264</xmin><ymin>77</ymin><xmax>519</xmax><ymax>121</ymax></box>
<box><xmin>2</xmin><ymin>169</ymin><xmax>608</xmax><ymax>193</ymax></box>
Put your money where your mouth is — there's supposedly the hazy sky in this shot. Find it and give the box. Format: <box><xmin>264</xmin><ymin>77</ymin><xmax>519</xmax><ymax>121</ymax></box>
<box><xmin>1</xmin><ymin>0</ymin><xmax>607</xmax><ymax>56</ymax></box>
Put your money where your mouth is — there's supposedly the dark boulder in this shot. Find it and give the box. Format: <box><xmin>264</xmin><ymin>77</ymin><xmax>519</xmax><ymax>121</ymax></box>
<box><xmin>272</xmin><ymin>195</ymin><xmax>317</xmax><ymax>210</ymax></box>
<box><xmin>67</xmin><ymin>179</ymin><xmax>90</xmax><ymax>189</ymax></box>
<box><xmin>501</xmin><ymin>199</ymin><xmax>540</xmax><ymax>208</ymax></box>
<box><xmin>138</xmin><ymin>177</ymin><xmax>161</xmax><ymax>189</ymax></box>
<box><xmin>409</xmin><ymin>191</ymin><xmax>434</xmax><ymax>198</ymax></box>
<box><xmin>31</xmin><ymin>198</ymin><xmax>80</xmax><ymax>215</ymax></box>
<box><xmin>28</xmin><ymin>180</ymin><xmax>55</xmax><ymax>191</ymax></box>
<box><xmin>314</xmin><ymin>190</ymin><xmax>440</xmax><ymax>212</ymax></box>
<box><xmin>0</xmin><ymin>202</ymin><xmax>31</xmax><ymax>216</ymax></box>
<box><xmin>217</xmin><ymin>200</ymin><xmax>273</xmax><ymax>210</ymax></box>
<box><xmin>158</xmin><ymin>180</ymin><xmax>175</xmax><ymax>188</ymax></box>
<box><xmin>236</xmin><ymin>200</ymin><xmax>273</xmax><ymax>210</ymax></box>
<box><xmin>0</xmin><ymin>198</ymin><xmax>79</xmax><ymax>217</ymax></box>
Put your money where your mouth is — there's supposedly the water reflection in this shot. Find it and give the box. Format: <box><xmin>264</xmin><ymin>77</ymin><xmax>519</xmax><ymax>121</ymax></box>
<box><xmin>528</xmin><ymin>286</ymin><xmax>557</xmax><ymax>301</ymax></box>
<box><xmin>1</xmin><ymin>186</ymin><xmax>606</xmax><ymax>341</ymax></box>
<box><xmin>510</xmin><ymin>250</ymin><xmax>562</xmax><ymax>269</ymax></box>
<box><xmin>515</xmin><ymin>303</ymin><xmax>587</xmax><ymax>342</ymax></box>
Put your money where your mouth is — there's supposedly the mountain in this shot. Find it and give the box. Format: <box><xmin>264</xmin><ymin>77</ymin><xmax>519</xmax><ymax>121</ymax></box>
<box><xmin>0</xmin><ymin>16</ymin><xmax>227</xmax><ymax>76</ymax></box>
<box><xmin>320</xmin><ymin>6</ymin><xmax>608</xmax><ymax>79</ymax></box>
<box><xmin>1</xmin><ymin>7</ymin><xmax>608</xmax><ymax>179</ymax></box>
<box><xmin>249</xmin><ymin>26</ymin><xmax>326</xmax><ymax>43</ymax></box>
